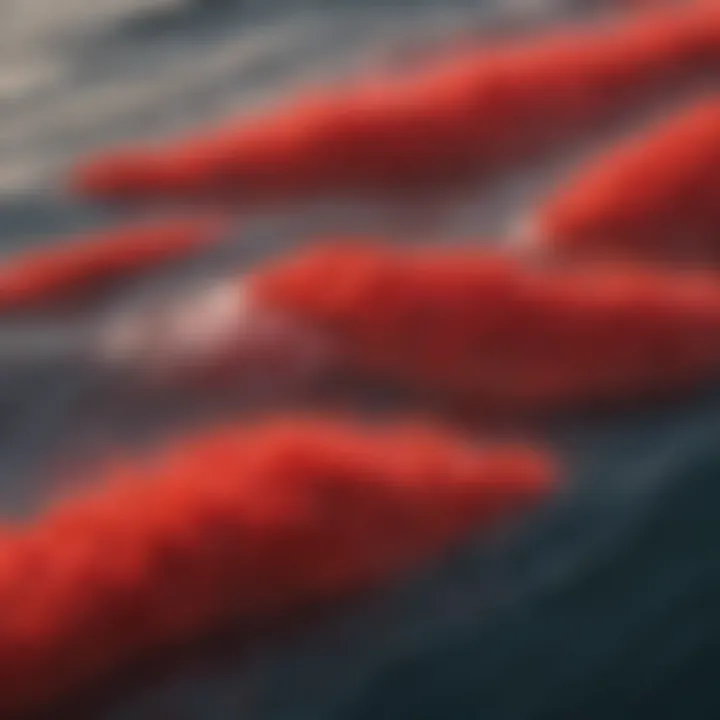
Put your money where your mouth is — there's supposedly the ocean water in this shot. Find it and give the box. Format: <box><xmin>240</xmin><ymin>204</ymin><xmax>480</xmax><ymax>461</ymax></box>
<box><xmin>0</xmin><ymin>0</ymin><xmax>718</xmax><ymax>718</ymax></box>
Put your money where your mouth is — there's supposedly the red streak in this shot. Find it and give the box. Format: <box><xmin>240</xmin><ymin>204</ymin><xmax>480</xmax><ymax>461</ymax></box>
<box><xmin>0</xmin><ymin>215</ymin><xmax>228</xmax><ymax>312</ymax></box>
<box><xmin>249</xmin><ymin>242</ymin><xmax>720</xmax><ymax>410</ymax></box>
<box><xmin>0</xmin><ymin>416</ymin><xmax>554</xmax><ymax>716</ymax></box>
<box><xmin>534</xmin><ymin>97</ymin><xmax>720</xmax><ymax>263</ymax></box>
<box><xmin>71</xmin><ymin>3</ymin><xmax>720</xmax><ymax>205</ymax></box>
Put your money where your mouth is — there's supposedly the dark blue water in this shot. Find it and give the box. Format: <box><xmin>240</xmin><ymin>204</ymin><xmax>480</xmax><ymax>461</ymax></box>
<box><xmin>0</xmin><ymin>1</ymin><xmax>718</xmax><ymax>718</ymax></box>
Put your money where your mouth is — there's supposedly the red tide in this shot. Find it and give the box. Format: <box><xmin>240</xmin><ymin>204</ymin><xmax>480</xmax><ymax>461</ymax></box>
<box><xmin>532</xmin><ymin>97</ymin><xmax>720</xmax><ymax>263</ymax></box>
<box><xmin>0</xmin><ymin>416</ymin><xmax>554</xmax><ymax>716</ymax></box>
<box><xmin>0</xmin><ymin>215</ymin><xmax>228</xmax><ymax>312</ymax></box>
<box><xmin>71</xmin><ymin>3</ymin><xmax>720</xmax><ymax>205</ymax></box>
<box><xmin>249</xmin><ymin>242</ymin><xmax>720</xmax><ymax>411</ymax></box>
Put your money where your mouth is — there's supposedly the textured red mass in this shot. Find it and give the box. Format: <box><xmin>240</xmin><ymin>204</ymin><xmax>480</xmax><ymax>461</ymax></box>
<box><xmin>535</xmin><ymin>97</ymin><xmax>720</xmax><ymax>263</ymax></box>
<box><xmin>0</xmin><ymin>416</ymin><xmax>555</xmax><ymax>716</ymax></box>
<box><xmin>250</xmin><ymin>242</ymin><xmax>720</xmax><ymax>410</ymax></box>
<box><xmin>71</xmin><ymin>2</ymin><xmax>720</xmax><ymax>205</ymax></box>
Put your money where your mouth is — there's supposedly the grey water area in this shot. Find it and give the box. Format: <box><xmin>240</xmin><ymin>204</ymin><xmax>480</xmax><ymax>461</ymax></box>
<box><xmin>0</xmin><ymin>0</ymin><xmax>718</xmax><ymax>718</ymax></box>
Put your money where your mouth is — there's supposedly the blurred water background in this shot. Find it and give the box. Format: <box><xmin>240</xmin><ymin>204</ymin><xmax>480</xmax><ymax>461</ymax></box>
<box><xmin>0</xmin><ymin>0</ymin><xmax>718</xmax><ymax>718</ymax></box>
